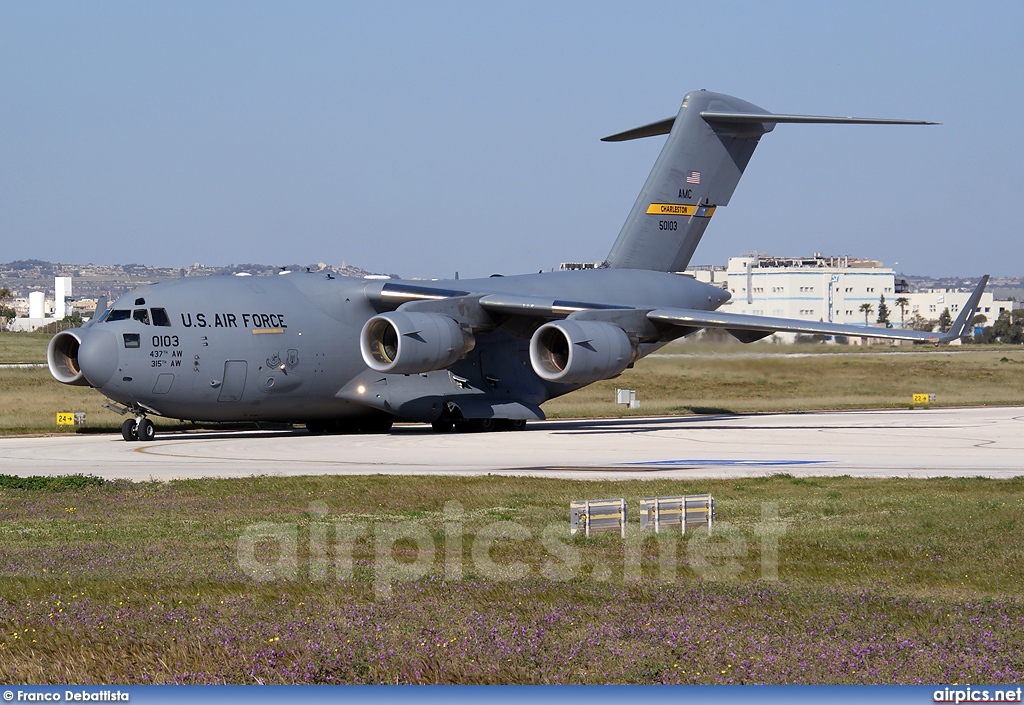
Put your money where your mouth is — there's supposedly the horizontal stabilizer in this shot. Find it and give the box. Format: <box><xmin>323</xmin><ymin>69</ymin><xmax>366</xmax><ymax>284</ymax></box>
<box><xmin>601</xmin><ymin>111</ymin><xmax>936</xmax><ymax>142</ymax></box>
<box><xmin>601</xmin><ymin>117</ymin><xmax>676</xmax><ymax>142</ymax></box>
<box><xmin>700</xmin><ymin>112</ymin><xmax>938</xmax><ymax>126</ymax></box>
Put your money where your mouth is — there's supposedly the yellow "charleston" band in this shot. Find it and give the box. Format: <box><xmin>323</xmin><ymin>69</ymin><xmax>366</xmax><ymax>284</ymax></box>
<box><xmin>646</xmin><ymin>203</ymin><xmax>716</xmax><ymax>217</ymax></box>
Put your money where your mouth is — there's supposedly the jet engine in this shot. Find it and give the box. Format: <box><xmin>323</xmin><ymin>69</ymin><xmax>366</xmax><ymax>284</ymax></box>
<box><xmin>529</xmin><ymin>320</ymin><xmax>635</xmax><ymax>385</ymax></box>
<box><xmin>360</xmin><ymin>311</ymin><xmax>474</xmax><ymax>374</ymax></box>
<box><xmin>47</xmin><ymin>329</ymin><xmax>90</xmax><ymax>386</ymax></box>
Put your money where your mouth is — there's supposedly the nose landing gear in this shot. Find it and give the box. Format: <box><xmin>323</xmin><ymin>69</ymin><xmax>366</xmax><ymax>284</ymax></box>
<box><xmin>121</xmin><ymin>416</ymin><xmax>155</xmax><ymax>442</ymax></box>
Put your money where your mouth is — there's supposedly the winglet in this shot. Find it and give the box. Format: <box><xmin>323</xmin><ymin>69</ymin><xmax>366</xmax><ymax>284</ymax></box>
<box><xmin>939</xmin><ymin>275</ymin><xmax>989</xmax><ymax>342</ymax></box>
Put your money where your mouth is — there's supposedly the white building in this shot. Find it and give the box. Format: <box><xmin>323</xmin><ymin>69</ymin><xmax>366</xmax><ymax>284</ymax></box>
<box><xmin>28</xmin><ymin>291</ymin><xmax>46</xmax><ymax>319</ymax></box>
<box><xmin>898</xmin><ymin>288</ymin><xmax>1014</xmax><ymax>330</ymax></box>
<box><xmin>699</xmin><ymin>254</ymin><xmax>899</xmax><ymax>328</ymax></box>
<box><xmin>685</xmin><ymin>254</ymin><xmax>1014</xmax><ymax>341</ymax></box>
<box><xmin>6</xmin><ymin>276</ymin><xmax>78</xmax><ymax>332</ymax></box>
<box><xmin>54</xmin><ymin>276</ymin><xmax>72</xmax><ymax>319</ymax></box>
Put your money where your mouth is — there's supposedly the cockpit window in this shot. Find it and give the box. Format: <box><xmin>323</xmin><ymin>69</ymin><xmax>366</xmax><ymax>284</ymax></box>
<box><xmin>123</xmin><ymin>333</ymin><xmax>140</xmax><ymax>349</ymax></box>
<box><xmin>133</xmin><ymin>309</ymin><xmax>150</xmax><ymax>325</ymax></box>
<box><xmin>151</xmin><ymin>308</ymin><xmax>171</xmax><ymax>327</ymax></box>
<box><xmin>106</xmin><ymin>309</ymin><xmax>130</xmax><ymax>322</ymax></box>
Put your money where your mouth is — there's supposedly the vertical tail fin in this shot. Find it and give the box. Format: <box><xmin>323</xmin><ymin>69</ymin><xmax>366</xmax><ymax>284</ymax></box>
<box><xmin>602</xmin><ymin>90</ymin><xmax>936</xmax><ymax>272</ymax></box>
<box><xmin>603</xmin><ymin>90</ymin><xmax>772</xmax><ymax>272</ymax></box>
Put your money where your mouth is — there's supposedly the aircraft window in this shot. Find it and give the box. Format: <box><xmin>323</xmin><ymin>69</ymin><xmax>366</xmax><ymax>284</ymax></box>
<box><xmin>151</xmin><ymin>308</ymin><xmax>171</xmax><ymax>327</ymax></box>
<box><xmin>106</xmin><ymin>309</ymin><xmax>131</xmax><ymax>322</ymax></box>
<box><xmin>133</xmin><ymin>309</ymin><xmax>151</xmax><ymax>325</ymax></box>
<box><xmin>123</xmin><ymin>333</ymin><xmax>140</xmax><ymax>349</ymax></box>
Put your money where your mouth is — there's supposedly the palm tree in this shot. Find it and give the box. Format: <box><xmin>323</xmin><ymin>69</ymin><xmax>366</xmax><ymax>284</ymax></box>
<box><xmin>859</xmin><ymin>302</ymin><xmax>874</xmax><ymax>325</ymax></box>
<box><xmin>895</xmin><ymin>297</ymin><xmax>909</xmax><ymax>328</ymax></box>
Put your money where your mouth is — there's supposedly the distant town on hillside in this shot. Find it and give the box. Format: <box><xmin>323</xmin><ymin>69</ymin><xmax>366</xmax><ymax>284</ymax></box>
<box><xmin>0</xmin><ymin>259</ymin><xmax>386</xmax><ymax>301</ymax></box>
<box><xmin>1</xmin><ymin>258</ymin><xmax>1022</xmax><ymax>329</ymax></box>
<box><xmin>2</xmin><ymin>259</ymin><xmax>1021</xmax><ymax>301</ymax></box>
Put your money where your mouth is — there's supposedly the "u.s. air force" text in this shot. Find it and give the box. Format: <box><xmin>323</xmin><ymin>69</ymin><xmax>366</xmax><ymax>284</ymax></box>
<box><xmin>179</xmin><ymin>312</ymin><xmax>288</xmax><ymax>329</ymax></box>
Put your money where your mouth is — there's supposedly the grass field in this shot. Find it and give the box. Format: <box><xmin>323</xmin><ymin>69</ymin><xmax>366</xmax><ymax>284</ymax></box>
<box><xmin>3</xmin><ymin>332</ymin><xmax>1024</xmax><ymax>683</ymax></box>
<box><xmin>1</xmin><ymin>473</ymin><xmax>1023</xmax><ymax>684</ymax></box>
<box><xmin>545</xmin><ymin>345</ymin><xmax>1024</xmax><ymax>417</ymax></box>
<box><xmin>0</xmin><ymin>331</ymin><xmax>51</xmax><ymax>363</ymax></box>
<box><xmin>2</xmin><ymin>331</ymin><xmax>1024</xmax><ymax>434</ymax></box>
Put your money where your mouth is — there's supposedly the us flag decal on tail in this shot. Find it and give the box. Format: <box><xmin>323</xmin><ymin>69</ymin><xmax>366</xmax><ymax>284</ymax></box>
<box><xmin>686</xmin><ymin>170</ymin><xmax>701</xmax><ymax>184</ymax></box>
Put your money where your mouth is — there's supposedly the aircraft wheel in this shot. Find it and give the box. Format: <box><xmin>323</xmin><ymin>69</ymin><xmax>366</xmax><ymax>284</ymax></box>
<box><xmin>453</xmin><ymin>417</ymin><xmax>502</xmax><ymax>432</ymax></box>
<box><xmin>120</xmin><ymin>419</ymin><xmax>138</xmax><ymax>442</ymax></box>
<box><xmin>497</xmin><ymin>419</ymin><xmax>527</xmax><ymax>432</ymax></box>
<box><xmin>306</xmin><ymin>421</ymin><xmax>330</xmax><ymax>435</ymax></box>
<box><xmin>137</xmin><ymin>418</ymin><xmax>155</xmax><ymax>442</ymax></box>
<box><xmin>362</xmin><ymin>418</ymin><xmax>394</xmax><ymax>434</ymax></box>
<box><xmin>431</xmin><ymin>419</ymin><xmax>454</xmax><ymax>433</ymax></box>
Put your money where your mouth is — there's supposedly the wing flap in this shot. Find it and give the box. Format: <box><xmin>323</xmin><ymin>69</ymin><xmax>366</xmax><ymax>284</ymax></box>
<box><xmin>478</xmin><ymin>293</ymin><xmax>630</xmax><ymax>318</ymax></box>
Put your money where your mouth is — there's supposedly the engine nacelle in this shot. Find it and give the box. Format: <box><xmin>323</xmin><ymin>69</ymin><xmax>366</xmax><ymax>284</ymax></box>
<box><xmin>47</xmin><ymin>329</ymin><xmax>90</xmax><ymax>386</ymax></box>
<box><xmin>360</xmin><ymin>311</ymin><xmax>474</xmax><ymax>374</ymax></box>
<box><xmin>529</xmin><ymin>320</ymin><xmax>635</xmax><ymax>385</ymax></box>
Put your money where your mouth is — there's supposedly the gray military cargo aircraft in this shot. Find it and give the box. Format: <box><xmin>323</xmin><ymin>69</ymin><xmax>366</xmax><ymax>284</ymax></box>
<box><xmin>48</xmin><ymin>90</ymin><xmax>988</xmax><ymax>441</ymax></box>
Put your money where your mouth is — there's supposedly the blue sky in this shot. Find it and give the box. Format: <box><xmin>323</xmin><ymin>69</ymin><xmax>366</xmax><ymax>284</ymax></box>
<box><xmin>1</xmin><ymin>1</ymin><xmax>1021</xmax><ymax>279</ymax></box>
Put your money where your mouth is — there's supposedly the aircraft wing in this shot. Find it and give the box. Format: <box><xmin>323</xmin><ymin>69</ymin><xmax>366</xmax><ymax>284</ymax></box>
<box><xmin>650</xmin><ymin>275</ymin><xmax>988</xmax><ymax>344</ymax></box>
<box><xmin>372</xmin><ymin>276</ymin><xmax>988</xmax><ymax>345</ymax></box>
<box><xmin>650</xmin><ymin>308</ymin><xmax>943</xmax><ymax>344</ymax></box>
<box><xmin>371</xmin><ymin>283</ymin><xmax>633</xmax><ymax>318</ymax></box>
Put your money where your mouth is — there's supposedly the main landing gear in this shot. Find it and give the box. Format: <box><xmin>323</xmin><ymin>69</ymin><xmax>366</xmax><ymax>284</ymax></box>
<box><xmin>305</xmin><ymin>417</ymin><xmax>395</xmax><ymax>435</ymax></box>
<box><xmin>121</xmin><ymin>416</ymin><xmax>155</xmax><ymax>442</ymax></box>
<box><xmin>431</xmin><ymin>418</ymin><xmax>527</xmax><ymax>433</ymax></box>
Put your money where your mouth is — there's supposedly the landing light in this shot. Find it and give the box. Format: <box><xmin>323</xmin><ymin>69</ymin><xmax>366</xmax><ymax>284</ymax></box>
<box><xmin>357</xmin><ymin>385</ymin><xmax>366</xmax><ymax>395</ymax></box>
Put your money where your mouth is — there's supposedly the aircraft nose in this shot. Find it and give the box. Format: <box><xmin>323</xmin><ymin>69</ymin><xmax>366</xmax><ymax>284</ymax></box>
<box><xmin>78</xmin><ymin>329</ymin><xmax>119</xmax><ymax>388</ymax></box>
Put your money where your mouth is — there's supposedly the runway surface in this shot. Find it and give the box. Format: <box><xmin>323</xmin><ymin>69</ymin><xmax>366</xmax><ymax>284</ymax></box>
<box><xmin>1</xmin><ymin>406</ymin><xmax>1022</xmax><ymax>481</ymax></box>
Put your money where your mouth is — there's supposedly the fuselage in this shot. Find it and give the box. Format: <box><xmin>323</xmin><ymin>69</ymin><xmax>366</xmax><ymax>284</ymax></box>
<box><xmin>49</xmin><ymin>268</ymin><xmax>728</xmax><ymax>426</ymax></box>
